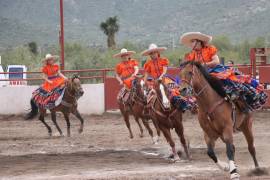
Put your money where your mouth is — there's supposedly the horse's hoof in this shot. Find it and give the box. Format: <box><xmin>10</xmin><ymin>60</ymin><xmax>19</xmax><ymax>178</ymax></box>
<box><xmin>216</xmin><ymin>160</ymin><xmax>230</xmax><ymax>172</ymax></box>
<box><xmin>247</xmin><ymin>167</ymin><xmax>269</xmax><ymax>176</ymax></box>
<box><xmin>48</xmin><ymin>132</ymin><xmax>52</xmax><ymax>137</ymax></box>
<box><xmin>177</xmin><ymin>150</ymin><xmax>183</xmax><ymax>158</ymax></box>
<box><xmin>230</xmin><ymin>173</ymin><xmax>240</xmax><ymax>180</ymax></box>
<box><xmin>130</xmin><ymin>135</ymin><xmax>134</xmax><ymax>139</ymax></box>
<box><xmin>78</xmin><ymin>128</ymin><xmax>83</xmax><ymax>134</ymax></box>
<box><xmin>140</xmin><ymin>133</ymin><xmax>144</xmax><ymax>138</ymax></box>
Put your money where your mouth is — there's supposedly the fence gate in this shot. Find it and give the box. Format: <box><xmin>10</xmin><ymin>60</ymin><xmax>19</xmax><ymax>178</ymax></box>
<box><xmin>104</xmin><ymin>77</ymin><xmax>121</xmax><ymax>111</ymax></box>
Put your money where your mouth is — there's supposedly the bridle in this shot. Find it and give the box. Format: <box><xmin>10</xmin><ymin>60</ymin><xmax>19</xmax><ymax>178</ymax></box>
<box><xmin>180</xmin><ymin>63</ymin><xmax>208</xmax><ymax>97</ymax></box>
<box><xmin>130</xmin><ymin>79</ymin><xmax>147</xmax><ymax>106</ymax></box>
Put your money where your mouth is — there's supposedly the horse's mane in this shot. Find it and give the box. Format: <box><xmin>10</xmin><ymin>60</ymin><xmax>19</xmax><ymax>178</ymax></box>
<box><xmin>180</xmin><ymin>61</ymin><xmax>226</xmax><ymax>98</ymax></box>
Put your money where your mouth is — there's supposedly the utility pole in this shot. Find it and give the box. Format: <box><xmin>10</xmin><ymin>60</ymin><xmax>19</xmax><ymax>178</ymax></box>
<box><xmin>59</xmin><ymin>0</ymin><xmax>65</xmax><ymax>70</ymax></box>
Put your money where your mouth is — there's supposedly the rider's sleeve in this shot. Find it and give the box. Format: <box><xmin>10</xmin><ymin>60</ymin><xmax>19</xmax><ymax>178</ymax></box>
<box><xmin>143</xmin><ymin>60</ymin><xmax>151</xmax><ymax>74</ymax></box>
<box><xmin>185</xmin><ymin>52</ymin><xmax>195</xmax><ymax>61</ymax></box>
<box><xmin>42</xmin><ymin>66</ymin><xmax>48</xmax><ymax>75</ymax></box>
<box><xmin>115</xmin><ymin>64</ymin><xmax>122</xmax><ymax>75</ymax></box>
<box><xmin>160</xmin><ymin>58</ymin><xmax>169</xmax><ymax>67</ymax></box>
<box><xmin>208</xmin><ymin>45</ymin><xmax>218</xmax><ymax>58</ymax></box>
<box><xmin>131</xmin><ymin>59</ymin><xmax>139</xmax><ymax>67</ymax></box>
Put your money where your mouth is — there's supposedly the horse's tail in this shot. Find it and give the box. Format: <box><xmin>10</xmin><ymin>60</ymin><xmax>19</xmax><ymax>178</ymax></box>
<box><xmin>25</xmin><ymin>99</ymin><xmax>38</xmax><ymax>120</ymax></box>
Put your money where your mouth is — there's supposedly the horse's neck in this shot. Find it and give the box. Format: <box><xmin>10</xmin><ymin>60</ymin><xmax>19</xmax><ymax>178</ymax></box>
<box><xmin>64</xmin><ymin>83</ymin><xmax>75</xmax><ymax>103</ymax></box>
<box><xmin>193</xmin><ymin>68</ymin><xmax>222</xmax><ymax>111</ymax></box>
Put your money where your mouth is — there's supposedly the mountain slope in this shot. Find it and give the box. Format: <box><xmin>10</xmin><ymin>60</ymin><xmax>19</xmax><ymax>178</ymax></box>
<box><xmin>0</xmin><ymin>0</ymin><xmax>270</xmax><ymax>47</ymax></box>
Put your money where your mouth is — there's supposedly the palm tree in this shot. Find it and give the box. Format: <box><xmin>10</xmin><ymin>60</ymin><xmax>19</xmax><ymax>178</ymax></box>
<box><xmin>100</xmin><ymin>16</ymin><xmax>119</xmax><ymax>49</ymax></box>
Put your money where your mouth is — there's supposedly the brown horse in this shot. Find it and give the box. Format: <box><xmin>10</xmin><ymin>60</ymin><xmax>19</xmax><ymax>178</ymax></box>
<box><xmin>26</xmin><ymin>75</ymin><xmax>85</xmax><ymax>137</ymax></box>
<box><xmin>179</xmin><ymin>61</ymin><xmax>268</xmax><ymax>179</ymax></box>
<box><xmin>118</xmin><ymin>77</ymin><xmax>160</xmax><ymax>143</ymax></box>
<box><xmin>146</xmin><ymin>80</ymin><xmax>190</xmax><ymax>161</ymax></box>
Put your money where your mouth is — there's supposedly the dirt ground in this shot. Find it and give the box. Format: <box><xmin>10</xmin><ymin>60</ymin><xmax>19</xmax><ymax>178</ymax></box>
<box><xmin>0</xmin><ymin>111</ymin><xmax>270</xmax><ymax>180</ymax></box>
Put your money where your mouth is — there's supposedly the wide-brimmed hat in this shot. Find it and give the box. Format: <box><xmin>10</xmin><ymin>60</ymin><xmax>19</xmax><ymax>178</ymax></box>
<box><xmin>113</xmin><ymin>48</ymin><xmax>136</xmax><ymax>58</ymax></box>
<box><xmin>141</xmin><ymin>43</ymin><xmax>167</xmax><ymax>56</ymax></box>
<box><xmin>42</xmin><ymin>54</ymin><xmax>59</xmax><ymax>62</ymax></box>
<box><xmin>180</xmin><ymin>32</ymin><xmax>212</xmax><ymax>48</ymax></box>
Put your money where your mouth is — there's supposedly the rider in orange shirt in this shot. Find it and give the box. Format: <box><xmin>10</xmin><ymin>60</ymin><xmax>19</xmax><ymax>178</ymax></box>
<box><xmin>41</xmin><ymin>54</ymin><xmax>67</xmax><ymax>92</ymax></box>
<box><xmin>180</xmin><ymin>32</ymin><xmax>268</xmax><ymax>111</ymax></box>
<box><xmin>114</xmin><ymin>48</ymin><xmax>139</xmax><ymax>103</ymax></box>
<box><xmin>142</xmin><ymin>44</ymin><xmax>180</xmax><ymax>97</ymax></box>
<box><xmin>26</xmin><ymin>54</ymin><xmax>68</xmax><ymax>118</ymax></box>
<box><xmin>180</xmin><ymin>32</ymin><xmax>220</xmax><ymax>67</ymax></box>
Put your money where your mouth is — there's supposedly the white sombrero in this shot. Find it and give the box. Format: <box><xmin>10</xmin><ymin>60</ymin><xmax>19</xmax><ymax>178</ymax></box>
<box><xmin>180</xmin><ymin>32</ymin><xmax>212</xmax><ymax>48</ymax></box>
<box><xmin>113</xmin><ymin>48</ymin><xmax>136</xmax><ymax>58</ymax></box>
<box><xmin>141</xmin><ymin>43</ymin><xmax>167</xmax><ymax>56</ymax></box>
<box><xmin>42</xmin><ymin>54</ymin><xmax>59</xmax><ymax>62</ymax></box>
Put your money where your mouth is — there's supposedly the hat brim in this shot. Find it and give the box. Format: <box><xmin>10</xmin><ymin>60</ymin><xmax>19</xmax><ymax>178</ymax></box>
<box><xmin>180</xmin><ymin>32</ymin><xmax>212</xmax><ymax>48</ymax></box>
<box><xmin>42</xmin><ymin>55</ymin><xmax>59</xmax><ymax>62</ymax></box>
<box><xmin>113</xmin><ymin>51</ymin><xmax>136</xmax><ymax>58</ymax></box>
<box><xmin>141</xmin><ymin>47</ymin><xmax>167</xmax><ymax>56</ymax></box>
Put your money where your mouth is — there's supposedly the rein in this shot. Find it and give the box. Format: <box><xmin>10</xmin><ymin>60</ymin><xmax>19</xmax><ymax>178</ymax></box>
<box><xmin>181</xmin><ymin>63</ymin><xmax>225</xmax><ymax>115</ymax></box>
<box><xmin>61</xmin><ymin>80</ymin><xmax>78</xmax><ymax>108</ymax></box>
<box><xmin>181</xmin><ymin>64</ymin><xmax>208</xmax><ymax>97</ymax></box>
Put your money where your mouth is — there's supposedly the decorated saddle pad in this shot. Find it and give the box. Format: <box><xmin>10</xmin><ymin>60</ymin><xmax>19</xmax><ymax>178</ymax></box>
<box><xmin>32</xmin><ymin>86</ymin><xmax>65</xmax><ymax>110</ymax></box>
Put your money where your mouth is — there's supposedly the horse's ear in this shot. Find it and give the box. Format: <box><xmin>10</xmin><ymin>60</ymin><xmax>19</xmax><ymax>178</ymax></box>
<box><xmin>71</xmin><ymin>73</ymin><xmax>80</xmax><ymax>80</ymax></box>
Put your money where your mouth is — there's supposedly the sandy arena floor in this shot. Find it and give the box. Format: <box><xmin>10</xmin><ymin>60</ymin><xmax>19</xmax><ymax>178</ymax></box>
<box><xmin>0</xmin><ymin>111</ymin><xmax>269</xmax><ymax>180</ymax></box>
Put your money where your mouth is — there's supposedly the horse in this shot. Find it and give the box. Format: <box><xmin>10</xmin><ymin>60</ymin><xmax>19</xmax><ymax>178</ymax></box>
<box><xmin>118</xmin><ymin>77</ymin><xmax>160</xmax><ymax>143</ymax></box>
<box><xmin>179</xmin><ymin>61</ymin><xmax>268</xmax><ymax>179</ymax></box>
<box><xmin>145</xmin><ymin>79</ymin><xmax>190</xmax><ymax>161</ymax></box>
<box><xmin>25</xmin><ymin>75</ymin><xmax>85</xmax><ymax>137</ymax></box>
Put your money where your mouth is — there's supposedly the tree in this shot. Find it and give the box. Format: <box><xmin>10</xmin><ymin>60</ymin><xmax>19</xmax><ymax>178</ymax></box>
<box><xmin>28</xmin><ymin>41</ymin><xmax>38</xmax><ymax>55</ymax></box>
<box><xmin>100</xmin><ymin>16</ymin><xmax>119</xmax><ymax>49</ymax></box>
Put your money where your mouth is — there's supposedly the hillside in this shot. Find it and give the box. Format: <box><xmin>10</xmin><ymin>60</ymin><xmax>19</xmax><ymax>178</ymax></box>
<box><xmin>0</xmin><ymin>0</ymin><xmax>270</xmax><ymax>48</ymax></box>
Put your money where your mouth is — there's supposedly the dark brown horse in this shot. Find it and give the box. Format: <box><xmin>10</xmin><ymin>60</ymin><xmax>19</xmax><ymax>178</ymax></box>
<box><xmin>118</xmin><ymin>77</ymin><xmax>160</xmax><ymax>143</ymax></box>
<box><xmin>26</xmin><ymin>75</ymin><xmax>84</xmax><ymax>137</ymax></box>
<box><xmin>179</xmin><ymin>61</ymin><xmax>268</xmax><ymax>179</ymax></box>
<box><xmin>146</xmin><ymin>80</ymin><xmax>190</xmax><ymax>161</ymax></box>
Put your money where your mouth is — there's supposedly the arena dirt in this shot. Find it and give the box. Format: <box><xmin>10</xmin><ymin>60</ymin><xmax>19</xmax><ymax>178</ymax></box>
<box><xmin>0</xmin><ymin>111</ymin><xmax>269</xmax><ymax>180</ymax></box>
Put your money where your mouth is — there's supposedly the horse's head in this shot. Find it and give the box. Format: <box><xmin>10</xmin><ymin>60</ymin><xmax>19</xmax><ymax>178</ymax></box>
<box><xmin>131</xmin><ymin>74</ymin><xmax>147</xmax><ymax>103</ymax></box>
<box><xmin>68</xmin><ymin>74</ymin><xmax>84</xmax><ymax>98</ymax></box>
<box><xmin>179</xmin><ymin>61</ymin><xmax>195</xmax><ymax>96</ymax></box>
<box><xmin>153</xmin><ymin>80</ymin><xmax>170</xmax><ymax>109</ymax></box>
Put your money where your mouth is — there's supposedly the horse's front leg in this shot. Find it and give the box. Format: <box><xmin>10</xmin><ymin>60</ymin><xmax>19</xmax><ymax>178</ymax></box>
<box><xmin>51</xmin><ymin>111</ymin><xmax>63</xmax><ymax>136</ymax></box>
<box><xmin>204</xmin><ymin>132</ymin><xmax>230</xmax><ymax>172</ymax></box>
<box><xmin>159</xmin><ymin>124</ymin><xmax>178</xmax><ymax>162</ymax></box>
<box><xmin>63</xmin><ymin>112</ymin><xmax>71</xmax><ymax>137</ymax></box>
<box><xmin>223</xmin><ymin>127</ymin><xmax>240</xmax><ymax>180</ymax></box>
<box><xmin>72</xmin><ymin>109</ymin><xmax>84</xmax><ymax>134</ymax></box>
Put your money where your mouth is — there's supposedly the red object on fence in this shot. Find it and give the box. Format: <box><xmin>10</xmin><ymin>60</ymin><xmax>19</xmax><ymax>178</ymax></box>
<box><xmin>59</xmin><ymin>0</ymin><xmax>65</xmax><ymax>70</ymax></box>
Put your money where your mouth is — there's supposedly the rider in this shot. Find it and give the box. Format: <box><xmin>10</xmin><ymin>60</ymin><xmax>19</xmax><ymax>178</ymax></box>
<box><xmin>25</xmin><ymin>54</ymin><xmax>68</xmax><ymax>119</ymax></box>
<box><xmin>114</xmin><ymin>48</ymin><xmax>139</xmax><ymax>104</ymax></box>
<box><xmin>181</xmin><ymin>32</ymin><xmax>220</xmax><ymax>67</ymax></box>
<box><xmin>180</xmin><ymin>32</ymin><xmax>267</xmax><ymax>111</ymax></box>
<box><xmin>142</xmin><ymin>43</ymin><xmax>194</xmax><ymax>111</ymax></box>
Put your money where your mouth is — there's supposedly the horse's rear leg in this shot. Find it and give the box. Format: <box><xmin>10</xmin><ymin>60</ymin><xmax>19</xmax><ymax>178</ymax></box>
<box><xmin>51</xmin><ymin>111</ymin><xmax>63</xmax><ymax>136</ymax></box>
<box><xmin>174</xmin><ymin>118</ymin><xmax>190</xmax><ymax>160</ymax></box>
<box><xmin>63</xmin><ymin>112</ymin><xmax>71</xmax><ymax>137</ymax></box>
<box><xmin>241</xmin><ymin>116</ymin><xmax>259</xmax><ymax>168</ymax></box>
<box><xmin>72</xmin><ymin>109</ymin><xmax>84</xmax><ymax>134</ymax></box>
<box><xmin>134</xmin><ymin>116</ymin><xmax>144</xmax><ymax>137</ymax></box>
<box><xmin>39</xmin><ymin>110</ymin><xmax>52</xmax><ymax>136</ymax></box>
<box><xmin>159</xmin><ymin>124</ymin><xmax>178</xmax><ymax>161</ymax></box>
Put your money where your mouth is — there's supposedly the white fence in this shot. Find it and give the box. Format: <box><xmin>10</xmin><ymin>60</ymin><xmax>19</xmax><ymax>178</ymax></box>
<box><xmin>0</xmin><ymin>84</ymin><xmax>104</xmax><ymax>115</ymax></box>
